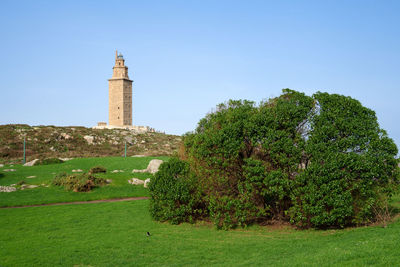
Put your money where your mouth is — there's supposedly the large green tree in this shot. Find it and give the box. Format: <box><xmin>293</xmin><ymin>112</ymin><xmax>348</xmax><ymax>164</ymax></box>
<box><xmin>149</xmin><ymin>89</ymin><xmax>399</xmax><ymax>229</ymax></box>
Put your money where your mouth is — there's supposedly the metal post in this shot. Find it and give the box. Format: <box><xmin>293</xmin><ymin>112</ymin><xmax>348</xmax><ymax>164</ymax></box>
<box><xmin>124</xmin><ymin>141</ymin><xmax>127</xmax><ymax>158</ymax></box>
<box><xmin>23</xmin><ymin>137</ymin><xmax>26</xmax><ymax>164</ymax></box>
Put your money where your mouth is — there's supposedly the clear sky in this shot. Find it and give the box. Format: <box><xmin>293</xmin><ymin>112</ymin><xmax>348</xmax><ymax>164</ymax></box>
<box><xmin>0</xmin><ymin>0</ymin><xmax>399</xmax><ymax>149</ymax></box>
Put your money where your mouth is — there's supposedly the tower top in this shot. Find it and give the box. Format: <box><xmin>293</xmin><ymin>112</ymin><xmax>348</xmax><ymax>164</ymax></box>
<box><xmin>110</xmin><ymin>50</ymin><xmax>131</xmax><ymax>80</ymax></box>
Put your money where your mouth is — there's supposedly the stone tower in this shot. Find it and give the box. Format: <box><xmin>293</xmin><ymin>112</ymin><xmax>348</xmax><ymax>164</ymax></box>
<box><xmin>108</xmin><ymin>50</ymin><xmax>133</xmax><ymax>126</ymax></box>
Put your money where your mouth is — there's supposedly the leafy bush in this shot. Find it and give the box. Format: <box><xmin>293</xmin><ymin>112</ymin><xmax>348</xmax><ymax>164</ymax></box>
<box><xmin>52</xmin><ymin>173</ymin><xmax>106</xmax><ymax>192</ymax></box>
<box><xmin>148</xmin><ymin>158</ymin><xmax>204</xmax><ymax>224</ymax></box>
<box><xmin>289</xmin><ymin>92</ymin><xmax>399</xmax><ymax>228</ymax></box>
<box><xmin>89</xmin><ymin>166</ymin><xmax>107</xmax><ymax>174</ymax></box>
<box><xmin>35</xmin><ymin>158</ymin><xmax>64</xmax><ymax>165</ymax></box>
<box><xmin>150</xmin><ymin>89</ymin><xmax>399</xmax><ymax>229</ymax></box>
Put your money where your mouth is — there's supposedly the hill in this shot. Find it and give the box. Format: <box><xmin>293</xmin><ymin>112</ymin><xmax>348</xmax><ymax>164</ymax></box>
<box><xmin>0</xmin><ymin>124</ymin><xmax>181</xmax><ymax>163</ymax></box>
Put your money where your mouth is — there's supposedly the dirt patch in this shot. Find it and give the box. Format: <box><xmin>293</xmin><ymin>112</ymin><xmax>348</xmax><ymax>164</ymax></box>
<box><xmin>0</xmin><ymin>196</ymin><xmax>149</xmax><ymax>209</ymax></box>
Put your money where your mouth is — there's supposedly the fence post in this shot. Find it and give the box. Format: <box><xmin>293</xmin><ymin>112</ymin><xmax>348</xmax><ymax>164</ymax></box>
<box><xmin>23</xmin><ymin>137</ymin><xmax>26</xmax><ymax>164</ymax></box>
<box><xmin>124</xmin><ymin>141</ymin><xmax>127</xmax><ymax>158</ymax></box>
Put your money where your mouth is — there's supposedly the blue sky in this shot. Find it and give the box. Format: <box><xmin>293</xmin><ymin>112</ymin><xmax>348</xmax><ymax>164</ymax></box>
<box><xmin>0</xmin><ymin>0</ymin><xmax>399</xmax><ymax>149</ymax></box>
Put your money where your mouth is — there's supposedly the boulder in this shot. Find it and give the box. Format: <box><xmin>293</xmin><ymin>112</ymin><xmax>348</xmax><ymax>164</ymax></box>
<box><xmin>23</xmin><ymin>159</ymin><xmax>39</xmax><ymax>166</ymax></box>
<box><xmin>59</xmin><ymin>158</ymin><xmax>73</xmax><ymax>161</ymax></box>
<box><xmin>24</xmin><ymin>185</ymin><xmax>39</xmax><ymax>189</ymax></box>
<box><xmin>26</xmin><ymin>176</ymin><xmax>36</xmax><ymax>179</ymax></box>
<box><xmin>111</xmin><ymin>170</ymin><xmax>124</xmax><ymax>173</ymax></box>
<box><xmin>144</xmin><ymin>178</ymin><xmax>151</xmax><ymax>188</ymax></box>
<box><xmin>72</xmin><ymin>169</ymin><xmax>83</xmax><ymax>173</ymax></box>
<box><xmin>60</xmin><ymin>133</ymin><xmax>72</xmax><ymax>140</ymax></box>
<box><xmin>132</xmin><ymin>159</ymin><xmax>163</xmax><ymax>174</ymax></box>
<box><xmin>128</xmin><ymin>178</ymin><xmax>144</xmax><ymax>185</ymax></box>
<box><xmin>0</xmin><ymin>164</ymin><xmax>4</xmax><ymax>168</ymax></box>
<box><xmin>84</xmin><ymin>135</ymin><xmax>94</xmax><ymax>145</ymax></box>
<box><xmin>3</xmin><ymin>169</ymin><xmax>16</xmax><ymax>172</ymax></box>
<box><xmin>0</xmin><ymin>186</ymin><xmax>16</xmax><ymax>192</ymax></box>
<box><xmin>147</xmin><ymin>159</ymin><xmax>163</xmax><ymax>174</ymax></box>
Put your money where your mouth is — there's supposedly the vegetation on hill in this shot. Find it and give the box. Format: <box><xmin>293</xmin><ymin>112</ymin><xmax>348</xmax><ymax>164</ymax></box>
<box><xmin>150</xmin><ymin>89</ymin><xmax>400</xmax><ymax>229</ymax></box>
<box><xmin>0</xmin><ymin>125</ymin><xmax>181</xmax><ymax>162</ymax></box>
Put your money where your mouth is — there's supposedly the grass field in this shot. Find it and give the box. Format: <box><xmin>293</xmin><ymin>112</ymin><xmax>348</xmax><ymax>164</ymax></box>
<box><xmin>1</xmin><ymin>200</ymin><xmax>400</xmax><ymax>266</ymax></box>
<box><xmin>1</xmin><ymin>156</ymin><xmax>400</xmax><ymax>266</ymax></box>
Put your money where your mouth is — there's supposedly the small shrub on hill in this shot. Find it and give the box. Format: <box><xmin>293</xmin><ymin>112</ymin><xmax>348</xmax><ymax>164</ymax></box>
<box><xmin>52</xmin><ymin>173</ymin><xmax>106</xmax><ymax>192</ymax></box>
<box><xmin>89</xmin><ymin>166</ymin><xmax>107</xmax><ymax>174</ymax></box>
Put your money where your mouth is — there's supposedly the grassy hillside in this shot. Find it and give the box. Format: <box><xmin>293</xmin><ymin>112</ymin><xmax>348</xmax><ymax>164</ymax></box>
<box><xmin>0</xmin><ymin>156</ymin><xmax>168</xmax><ymax>207</ymax></box>
<box><xmin>0</xmin><ymin>124</ymin><xmax>181</xmax><ymax>163</ymax></box>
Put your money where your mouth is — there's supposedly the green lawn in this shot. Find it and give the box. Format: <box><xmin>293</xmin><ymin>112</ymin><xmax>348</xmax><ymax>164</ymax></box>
<box><xmin>0</xmin><ymin>200</ymin><xmax>399</xmax><ymax>266</ymax></box>
<box><xmin>0</xmin><ymin>156</ymin><xmax>168</xmax><ymax>207</ymax></box>
<box><xmin>1</xmin><ymin>156</ymin><xmax>399</xmax><ymax>266</ymax></box>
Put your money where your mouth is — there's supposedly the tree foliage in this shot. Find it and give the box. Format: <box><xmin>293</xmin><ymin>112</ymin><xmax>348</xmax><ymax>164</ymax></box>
<box><xmin>149</xmin><ymin>89</ymin><xmax>399</xmax><ymax>229</ymax></box>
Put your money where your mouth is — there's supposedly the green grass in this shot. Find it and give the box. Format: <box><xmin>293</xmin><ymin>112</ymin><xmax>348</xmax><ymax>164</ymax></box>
<box><xmin>1</xmin><ymin>156</ymin><xmax>399</xmax><ymax>266</ymax></box>
<box><xmin>1</xmin><ymin>200</ymin><xmax>400</xmax><ymax>266</ymax></box>
<box><xmin>0</xmin><ymin>156</ymin><xmax>168</xmax><ymax>207</ymax></box>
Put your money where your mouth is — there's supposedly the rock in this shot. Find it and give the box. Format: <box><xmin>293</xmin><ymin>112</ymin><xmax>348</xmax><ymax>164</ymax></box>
<box><xmin>60</xmin><ymin>133</ymin><xmax>72</xmax><ymax>140</ymax></box>
<box><xmin>111</xmin><ymin>170</ymin><xmax>124</xmax><ymax>173</ymax></box>
<box><xmin>50</xmin><ymin>146</ymin><xmax>56</xmax><ymax>151</ymax></box>
<box><xmin>25</xmin><ymin>185</ymin><xmax>38</xmax><ymax>189</ymax></box>
<box><xmin>26</xmin><ymin>176</ymin><xmax>36</xmax><ymax>179</ymax></box>
<box><xmin>147</xmin><ymin>159</ymin><xmax>163</xmax><ymax>174</ymax></box>
<box><xmin>59</xmin><ymin>158</ymin><xmax>73</xmax><ymax>161</ymax></box>
<box><xmin>0</xmin><ymin>186</ymin><xmax>16</xmax><ymax>192</ymax></box>
<box><xmin>23</xmin><ymin>159</ymin><xmax>39</xmax><ymax>166</ymax></box>
<box><xmin>106</xmin><ymin>179</ymin><xmax>112</xmax><ymax>184</ymax></box>
<box><xmin>3</xmin><ymin>169</ymin><xmax>16</xmax><ymax>172</ymax></box>
<box><xmin>144</xmin><ymin>178</ymin><xmax>151</xmax><ymax>188</ymax></box>
<box><xmin>132</xmin><ymin>159</ymin><xmax>163</xmax><ymax>174</ymax></box>
<box><xmin>128</xmin><ymin>178</ymin><xmax>144</xmax><ymax>185</ymax></box>
<box><xmin>0</xmin><ymin>164</ymin><xmax>4</xmax><ymax>168</ymax></box>
<box><xmin>72</xmin><ymin>169</ymin><xmax>83</xmax><ymax>173</ymax></box>
<box><xmin>84</xmin><ymin>135</ymin><xmax>95</xmax><ymax>145</ymax></box>
<box><xmin>132</xmin><ymin>155</ymin><xmax>145</xmax><ymax>157</ymax></box>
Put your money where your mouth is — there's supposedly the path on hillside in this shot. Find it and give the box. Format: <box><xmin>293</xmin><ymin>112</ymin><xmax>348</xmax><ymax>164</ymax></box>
<box><xmin>0</xmin><ymin>196</ymin><xmax>149</xmax><ymax>209</ymax></box>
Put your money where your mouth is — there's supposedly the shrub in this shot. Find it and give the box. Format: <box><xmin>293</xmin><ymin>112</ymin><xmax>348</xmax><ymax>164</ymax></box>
<box><xmin>52</xmin><ymin>173</ymin><xmax>106</xmax><ymax>192</ymax></box>
<box><xmin>89</xmin><ymin>166</ymin><xmax>107</xmax><ymax>174</ymax></box>
<box><xmin>148</xmin><ymin>158</ymin><xmax>204</xmax><ymax>224</ymax></box>
<box><xmin>35</xmin><ymin>158</ymin><xmax>64</xmax><ymax>165</ymax></box>
<box><xmin>150</xmin><ymin>89</ymin><xmax>399</xmax><ymax>229</ymax></box>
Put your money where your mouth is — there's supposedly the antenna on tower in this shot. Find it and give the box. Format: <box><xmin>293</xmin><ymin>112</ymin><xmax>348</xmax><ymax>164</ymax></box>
<box><xmin>115</xmin><ymin>50</ymin><xmax>118</xmax><ymax>60</ymax></box>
